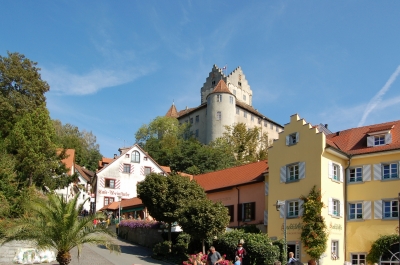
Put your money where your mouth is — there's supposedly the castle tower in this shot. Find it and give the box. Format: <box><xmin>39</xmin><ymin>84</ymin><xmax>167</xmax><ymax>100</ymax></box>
<box><xmin>206</xmin><ymin>79</ymin><xmax>236</xmax><ymax>143</ymax></box>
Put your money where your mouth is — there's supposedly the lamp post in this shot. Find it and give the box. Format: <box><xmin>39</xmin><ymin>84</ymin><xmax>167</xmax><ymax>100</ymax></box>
<box><xmin>118</xmin><ymin>196</ymin><xmax>122</xmax><ymax>224</ymax></box>
<box><xmin>276</xmin><ymin>200</ymin><xmax>287</xmax><ymax>259</ymax></box>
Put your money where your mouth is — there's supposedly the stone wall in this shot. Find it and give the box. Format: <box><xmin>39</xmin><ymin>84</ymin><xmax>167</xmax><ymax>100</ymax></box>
<box><xmin>119</xmin><ymin>227</ymin><xmax>163</xmax><ymax>248</ymax></box>
<box><xmin>0</xmin><ymin>240</ymin><xmax>36</xmax><ymax>264</ymax></box>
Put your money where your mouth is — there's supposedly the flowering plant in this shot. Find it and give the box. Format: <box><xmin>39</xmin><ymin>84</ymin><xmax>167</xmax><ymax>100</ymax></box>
<box><xmin>118</xmin><ymin>219</ymin><xmax>161</xmax><ymax>229</ymax></box>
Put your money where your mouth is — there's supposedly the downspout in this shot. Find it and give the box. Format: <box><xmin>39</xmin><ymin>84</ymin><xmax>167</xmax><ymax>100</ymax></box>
<box><xmin>236</xmin><ymin>186</ymin><xmax>240</xmax><ymax>227</ymax></box>
<box><xmin>344</xmin><ymin>154</ymin><xmax>352</xmax><ymax>262</ymax></box>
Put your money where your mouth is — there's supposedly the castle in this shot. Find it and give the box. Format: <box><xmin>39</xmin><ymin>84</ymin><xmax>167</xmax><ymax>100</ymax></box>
<box><xmin>166</xmin><ymin>64</ymin><xmax>283</xmax><ymax>143</ymax></box>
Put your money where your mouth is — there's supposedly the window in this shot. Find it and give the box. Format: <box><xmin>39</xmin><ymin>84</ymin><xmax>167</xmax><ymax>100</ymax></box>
<box><xmin>251</xmin><ymin>115</ymin><xmax>254</xmax><ymax>121</ymax></box>
<box><xmin>332</xmin><ymin>163</ymin><xmax>340</xmax><ymax>181</ymax></box>
<box><xmin>280</xmin><ymin>162</ymin><xmax>305</xmax><ymax>183</ymax></box>
<box><xmin>144</xmin><ymin>156</ymin><xmax>148</xmax><ymax>161</ymax></box>
<box><xmin>349</xmin><ymin>167</ymin><xmax>363</xmax><ymax>183</ymax></box>
<box><xmin>190</xmin><ymin>118</ymin><xmax>193</xmax><ymax>124</ymax></box>
<box><xmin>288</xmin><ymin>201</ymin><xmax>299</xmax><ymax>218</ymax></box>
<box><xmin>383</xmin><ymin>200</ymin><xmax>398</xmax><ymax>218</ymax></box>
<box><xmin>236</xmin><ymin>108</ymin><xmax>240</xmax><ymax>115</ymax></box>
<box><xmin>329</xmin><ymin>198</ymin><xmax>342</xmax><ymax>217</ymax></box>
<box><xmin>286</xmin><ymin>133</ymin><xmax>299</xmax><ymax>146</ymax></box>
<box><xmin>230</xmin><ymin>96</ymin><xmax>233</xmax><ymax>104</ymax></box>
<box><xmin>351</xmin><ymin>253</ymin><xmax>366</xmax><ymax>265</ymax></box>
<box><xmin>195</xmin><ymin>115</ymin><xmax>199</xmax><ymax>122</ymax></box>
<box><xmin>123</xmin><ymin>164</ymin><xmax>131</xmax><ymax>173</ymax></box>
<box><xmin>217</xmin><ymin>94</ymin><xmax>222</xmax><ymax>102</ymax></box>
<box><xmin>382</xmin><ymin>163</ymin><xmax>398</xmax><ymax>179</ymax></box>
<box><xmin>216</xmin><ymin>111</ymin><xmax>222</xmax><ymax>120</ymax></box>
<box><xmin>212</xmin><ymin>80</ymin><xmax>216</xmax><ymax>85</ymax></box>
<box><xmin>331</xmin><ymin>241</ymin><xmax>339</xmax><ymax>260</ymax></box>
<box><xmin>264</xmin><ymin>121</ymin><xmax>268</xmax><ymax>127</ymax></box>
<box><xmin>244</xmin><ymin>112</ymin><xmax>247</xmax><ymax>118</ymax></box>
<box><xmin>144</xmin><ymin>167</ymin><xmax>151</xmax><ymax>175</ymax></box>
<box><xmin>374</xmin><ymin>135</ymin><xmax>385</xmax><ymax>145</ymax></box>
<box><xmin>131</xmin><ymin>151</ymin><xmax>140</xmax><ymax>163</ymax></box>
<box><xmin>288</xmin><ymin>164</ymin><xmax>299</xmax><ymax>181</ymax></box>
<box><xmin>105</xmin><ymin>179</ymin><xmax>115</xmax><ymax>189</ymax></box>
<box><xmin>125</xmin><ymin>154</ymin><xmax>129</xmax><ymax>158</ymax></box>
<box><xmin>233</xmin><ymin>89</ymin><xmax>236</xmax><ymax>95</ymax></box>
<box><xmin>276</xmin><ymin>126</ymin><xmax>279</xmax><ymax>132</ymax></box>
<box><xmin>104</xmin><ymin>197</ymin><xmax>114</xmax><ymax>206</ymax></box>
<box><xmin>243</xmin><ymin>95</ymin><xmax>246</xmax><ymax>101</ymax></box>
<box><xmin>226</xmin><ymin>205</ymin><xmax>234</xmax><ymax>222</ymax></box>
<box><xmin>258</xmin><ymin>118</ymin><xmax>261</xmax><ymax>124</ymax></box>
<box><xmin>238</xmin><ymin>82</ymin><xmax>242</xmax><ymax>86</ymax></box>
<box><xmin>195</xmin><ymin>129</ymin><xmax>199</xmax><ymax>138</ymax></box>
<box><xmin>243</xmin><ymin>202</ymin><xmax>255</xmax><ymax>221</ymax></box>
<box><xmin>349</xmin><ymin>203</ymin><xmax>363</xmax><ymax>220</ymax></box>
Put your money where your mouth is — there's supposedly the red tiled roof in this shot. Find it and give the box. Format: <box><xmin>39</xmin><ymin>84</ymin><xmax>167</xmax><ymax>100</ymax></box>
<box><xmin>194</xmin><ymin>160</ymin><xmax>268</xmax><ymax>192</ymax></box>
<box><xmin>165</xmin><ymin>104</ymin><xmax>179</xmax><ymax>118</ymax></box>
<box><xmin>60</xmin><ymin>149</ymin><xmax>75</xmax><ymax>176</ymax></box>
<box><xmin>160</xmin><ymin>166</ymin><xmax>171</xmax><ymax>174</ymax></box>
<box><xmin>326</xmin><ymin>120</ymin><xmax>400</xmax><ymax>155</ymax></box>
<box><xmin>121</xmin><ymin>197</ymin><xmax>143</xmax><ymax>208</ymax></box>
<box><xmin>75</xmin><ymin>164</ymin><xmax>94</xmax><ymax>182</ymax></box>
<box><xmin>99</xmin><ymin>201</ymin><xmax>119</xmax><ymax>211</ymax></box>
<box><xmin>211</xmin><ymin>80</ymin><xmax>232</xmax><ymax>95</ymax></box>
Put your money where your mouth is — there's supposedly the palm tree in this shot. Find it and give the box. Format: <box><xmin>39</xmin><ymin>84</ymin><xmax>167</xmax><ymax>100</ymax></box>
<box><xmin>1</xmin><ymin>192</ymin><xmax>120</xmax><ymax>265</ymax></box>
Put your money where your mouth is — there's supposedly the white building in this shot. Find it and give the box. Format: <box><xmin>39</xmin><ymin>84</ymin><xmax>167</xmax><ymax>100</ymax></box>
<box><xmin>166</xmin><ymin>65</ymin><xmax>283</xmax><ymax>144</ymax></box>
<box><xmin>94</xmin><ymin>144</ymin><xmax>168</xmax><ymax>212</ymax></box>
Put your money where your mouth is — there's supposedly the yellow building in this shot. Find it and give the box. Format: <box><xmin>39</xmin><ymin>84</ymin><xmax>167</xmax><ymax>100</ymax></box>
<box><xmin>268</xmin><ymin>114</ymin><xmax>400</xmax><ymax>265</ymax></box>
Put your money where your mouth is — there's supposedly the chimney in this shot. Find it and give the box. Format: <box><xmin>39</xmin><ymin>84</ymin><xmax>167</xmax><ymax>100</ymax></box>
<box><xmin>325</xmin><ymin>124</ymin><xmax>328</xmax><ymax>129</ymax></box>
<box><xmin>113</xmin><ymin>154</ymin><xmax>117</xmax><ymax>159</ymax></box>
<box><xmin>336</xmin><ymin>131</ymin><xmax>340</xmax><ymax>136</ymax></box>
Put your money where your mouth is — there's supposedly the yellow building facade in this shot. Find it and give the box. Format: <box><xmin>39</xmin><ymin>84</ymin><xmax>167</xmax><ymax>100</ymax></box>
<box><xmin>268</xmin><ymin>114</ymin><xmax>400</xmax><ymax>265</ymax></box>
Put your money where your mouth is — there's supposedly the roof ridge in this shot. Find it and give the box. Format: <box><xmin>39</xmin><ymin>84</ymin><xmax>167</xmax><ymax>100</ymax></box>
<box><xmin>194</xmin><ymin>160</ymin><xmax>267</xmax><ymax>177</ymax></box>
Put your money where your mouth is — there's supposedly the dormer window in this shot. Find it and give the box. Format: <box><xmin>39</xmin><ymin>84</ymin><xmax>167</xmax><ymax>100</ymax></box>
<box><xmin>366</xmin><ymin>125</ymin><xmax>394</xmax><ymax>147</ymax></box>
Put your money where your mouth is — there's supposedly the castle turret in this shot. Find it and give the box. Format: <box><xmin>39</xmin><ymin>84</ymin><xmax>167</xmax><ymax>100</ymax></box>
<box><xmin>206</xmin><ymin>79</ymin><xmax>236</xmax><ymax>143</ymax></box>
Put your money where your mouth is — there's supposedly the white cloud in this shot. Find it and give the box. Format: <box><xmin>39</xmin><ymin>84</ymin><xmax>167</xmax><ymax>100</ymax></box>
<box><xmin>41</xmin><ymin>65</ymin><xmax>154</xmax><ymax>95</ymax></box>
<box><xmin>358</xmin><ymin>65</ymin><xmax>400</xmax><ymax>127</ymax></box>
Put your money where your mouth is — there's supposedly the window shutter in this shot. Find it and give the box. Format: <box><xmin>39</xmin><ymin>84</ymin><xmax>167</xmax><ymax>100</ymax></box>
<box><xmin>373</xmin><ymin>164</ymin><xmax>382</xmax><ymax>180</ymax></box>
<box><xmin>280</xmin><ymin>166</ymin><xmax>286</xmax><ymax>183</ymax></box>
<box><xmin>119</xmin><ymin>163</ymin><xmax>123</xmax><ymax>172</ymax></box>
<box><xmin>265</xmin><ymin>182</ymin><xmax>269</xmax><ymax>195</ymax></box>
<box><xmin>279</xmin><ymin>203</ymin><xmax>284</xmax><ymax>218</ymax></box>
<box><xmin>374</xmin><ymin>200</ymin><xmax>382</xmax><ymax>219</ymax></box>
<box><xmin>340</xmin><ymin>200</ymin><xmax>344</xmax><ymax>217</ymax></box>
<box><xmin>367</xmin><ymin>136</ymin><xmax>374</xmax><ymax>147</ymax></box>
<box><xmin>363</xmin><ymin>201</ymin><xmax>371</xmax><ymax>219</ymax></box>
<box><xmin>339</xmin><ymin>164</ymin><xmax>344</xmax><ymax>182</ymax></box>
<box><xmin>328</xmin><ymin>161</ymin><xmax>333</xmax><ymax>179</ymax></box>
<box><xmin>295</xmin><ymin>132</ymin><xmax>299</xmax><ymax>143</ymax></box>
<box><xmin>285</xmin><ymin>136</ymin><xmax>290</xmax><ymax>146</ymax></box>
<box><xmin>328</xmin><ymin>198</ymin><xmax>333</xmax><ymax>215</ymax></box>
<box><xmin>251</xmin><ymin>202</ymin><xmax>256</xmax><ymax>220</ymax></box>
<box><xmin>264</xmin><ymin>210</ymin><xmax>268</xmax><ymax>225</ymax></box>
<box><xmin>385</xmin><ymin>133</ymin><xmax>392</xmax><ymax>144</ymax></box>
<box><xmin>237</xmin><ymin>204</ymin><xmax>243</xmax><ymax>221</ymax></box>
<box><xmin>363</xmin><ymin>165</ymin><xmax>371</xmax><ymax>181</ymax></box>
<box><xmin>298</xmin><ymin>200</ymin><xmax>304</xmax><ymax>216</ymax></box>
<box><xmin>299</xmin><ymin>162</ymin><xmax>306</xmax><ymax>179</ymax></box>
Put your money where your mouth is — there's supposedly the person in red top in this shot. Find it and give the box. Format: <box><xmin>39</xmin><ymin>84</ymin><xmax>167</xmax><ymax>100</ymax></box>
<box><xmin>93</xmin><ymin>219</ymin><xmax>98</xmax><ymax>228</ymax></box>
<box><xmin>235</xmin><ymin>243</ymin><xmax>247</xmax><ymax>264</ymax></box>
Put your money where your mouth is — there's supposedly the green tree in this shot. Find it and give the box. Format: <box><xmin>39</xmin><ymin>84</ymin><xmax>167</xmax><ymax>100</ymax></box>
<box><xmin>220</xmin><ymin>123</ymin><xmax>270</xmax><ymax>164</ymax></box>
<box><xmin>0</xmin><ymin>52</ymin><xmax>49</xmax><ymax>138</ymax></box>
<box><xmin>300</xmin><ymin>186</ymin><xmax>328</xmax><ymax>263</ymax></box>
<box><xmin>0</xmin><ymin>138</ymin><xmax>18</xmax><ymax>218</ymax></box>
<box><xmin>53</xmin><ymin>120</ymin><xmax>102</xmax><ymax>171</ymax></box>
<box><xmin>5</xmin><ymin>106</ymin><xmax>70</xmax><ymax>189</ymax></box>
<box><xmin>137</xmin><ymin>173</ymin><xmax>207</xmax><ymax>241</ymax></box>
<box><xmin>2</xmin><ymin>192</ymin><xmax>120</xmax><ymax>265</ymax></box>
<box><xmin>179</xmin><ymin>199</ymin><xmax>230</xmax><ymax>253</ymax></box>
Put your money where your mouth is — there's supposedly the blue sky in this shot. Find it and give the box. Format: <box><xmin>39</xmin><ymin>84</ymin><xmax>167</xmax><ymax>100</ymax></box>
<box><xmin>1</xmin><ymin>1</ymin><xmax>400</xmax><ymax>157</ymax></box>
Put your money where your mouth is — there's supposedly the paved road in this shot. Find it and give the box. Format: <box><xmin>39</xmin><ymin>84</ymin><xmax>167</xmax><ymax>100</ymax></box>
<box><xmin>4</xmin><ymin>237</ymin><xmax>172</xmax><ymax>265</ymax></box>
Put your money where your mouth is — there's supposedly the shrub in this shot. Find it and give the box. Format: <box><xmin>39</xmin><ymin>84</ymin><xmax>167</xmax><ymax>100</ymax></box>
<box><xmin>119</xmin><ymin>219</ymin><xmax>161</xmax><ymax>229</ymax></box>
<box><xmin>174</xmin><ymin>232</ymin><xmax>191</xmax><ymax>255</ymax></box>
<box><xmin>153</xmin><ymin>241</ymin><xmax>172</xmax><ymax>256</ymax></box>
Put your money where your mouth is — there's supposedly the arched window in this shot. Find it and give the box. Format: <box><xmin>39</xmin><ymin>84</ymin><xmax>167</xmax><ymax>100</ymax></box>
<box><xmin>380</xmin><ymin>242</ymin><xmax>400</xmax><ymax>264</ymax></box>
<box><xmin>131</xmin><ymin>151</ymin><xmax>140</xmax><ymax>163</ymax></box>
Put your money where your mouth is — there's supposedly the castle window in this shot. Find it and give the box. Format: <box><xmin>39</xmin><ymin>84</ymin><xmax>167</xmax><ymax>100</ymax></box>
<box><xmin>236</xmin><ymin>108</ymin><xmax>239</xmax><ymax>115</ymax></box>
<box><xmin>216</xmin><ymin>111</ymin><xmax>222</xmax><ymax>120</ymax></box>
<box><xmin>190</xmin><ymin>118</ymin><xmax>193</xmax><ymax>124</ymax></box>
<box><xmin>229</xmin><ymin>96</ymin><xmax>233</xmax><ymax>104</ymax></box>
<box><xmin>243</xmin><ymin>95</ymin><xmax>246</xmax><ymax>101</ymax></box>
<box><xmin>238</xmin><ymin>82</ymin><xmax>242</xmax><ymax>86</ymax></box>
<box><xmin>251</xmin><ymin>115</ymin><xmax>254</xmax><ymax>121</ymax></box>
<box><xmin>212</xmin><ymin>80</ymin><xmax>216</xmax><ymax>85</ymax></box>
<box><xmin>195</xmin><ymin>115</ymin><xmax>199</xmax><ymax>122</ymax></box>
<box><xmin>244</xmin><ymin>112</ymin><xmax>247</xmax><ymax>118</ymax></box>
<box><xmin>233</xmin><ymin>89</ymin><xmax>236</xmax><ymax>95</ymax></box>
<box><xmin>217</xmin><ymin>94</ymin><xmax>222</xmax><ymax>102</ymax></box>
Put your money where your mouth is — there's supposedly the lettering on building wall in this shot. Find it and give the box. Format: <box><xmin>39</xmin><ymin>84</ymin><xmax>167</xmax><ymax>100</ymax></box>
<box><xmin>329</xmin><ymin>222</ymin><xmax>343</xmax><ymax>231</ymax></box>
<box><xmin>281</xmin><ymin>223</ymin><xmax>302</xmax><ymax>234</ymax></box>
<box><xmin>98</xmin><ymin>189</ymin><xmax>130</xmax><ymax>197</ymax></box>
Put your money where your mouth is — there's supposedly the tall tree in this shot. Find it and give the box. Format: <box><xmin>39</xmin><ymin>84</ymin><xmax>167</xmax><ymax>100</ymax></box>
<box><xmin>0</xmin><ymin>138</ymin><xmax>18</xmax><ymax>218</ymax></box>
<box><xmin>179</xmin><ymin>199</ymin><xmax>230</xmax><ymax>253</ymax></box>
<box><xmin>300</xmin><ymin>186</ymin><xmax>328</xmax><ymax>263</ymax></box>
<box><xmin>0</xmin><ymin>52</ymin><xmax>49</xmax><ymax>138</ymax></box>
<box><xmin>53</xmin><ymin>120</ymin><xmax>102</xmax><ymax>171</ymax></box>
<box><xmin>2</xmin><ymin>192</ymin><xmax>120</xmax><ymax>265</ymax></box>
<box><xmin>5</xmin><ymin>106</ymin><xmax>70</xmax><ymax>189</ymax></box>
<box><xmin>137</xmin><ymin>173</ymin><xmax>206</xmax><ymax>241</ymax></box>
